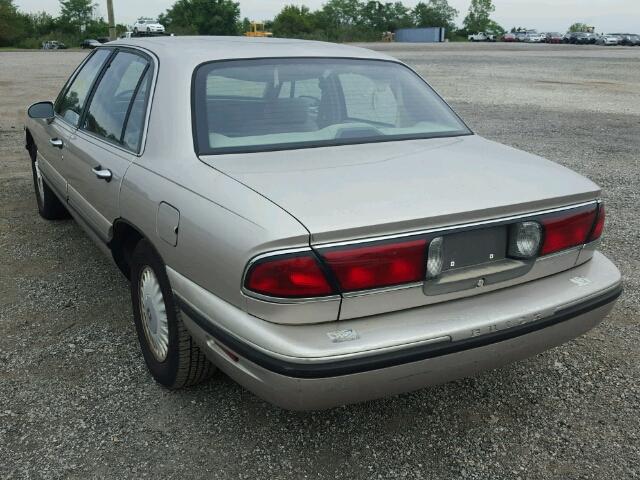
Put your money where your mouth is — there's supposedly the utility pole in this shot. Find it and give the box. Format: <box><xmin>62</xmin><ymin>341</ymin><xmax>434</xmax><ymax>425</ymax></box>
<box><xmin>107</xmin><ymin>0</ymin><xmax>116</xmax><ymax>41</ymax></box>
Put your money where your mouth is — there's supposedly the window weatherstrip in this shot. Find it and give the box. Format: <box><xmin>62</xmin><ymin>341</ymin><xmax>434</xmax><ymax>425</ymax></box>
<box><xmin>119</xmin><ymin>62</ymin><xmax>150</xmax><ymax>148</ymax></box>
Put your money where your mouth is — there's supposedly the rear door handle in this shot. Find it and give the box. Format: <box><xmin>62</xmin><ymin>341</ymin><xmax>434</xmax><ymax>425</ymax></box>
<box><xmin>92</xmin><ymin>166</ymin><xmax>112</xmax><ymax>182</ymax></box>
<box><xmin>49</xmin><ymin>138</ymin><xmax>63</xmax><ymax>148</ymax></box>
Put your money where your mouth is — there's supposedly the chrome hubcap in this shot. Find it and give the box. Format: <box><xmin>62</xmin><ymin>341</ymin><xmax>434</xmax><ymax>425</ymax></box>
<box><xmin>139</xmin><ymin>266</ymin><xmax>169</xmax><ymax>362</ymax></box>
<box><xmin>34</xmin><ymin>160</ymin><xmax>45</xmax><ymax>205</ymax></box>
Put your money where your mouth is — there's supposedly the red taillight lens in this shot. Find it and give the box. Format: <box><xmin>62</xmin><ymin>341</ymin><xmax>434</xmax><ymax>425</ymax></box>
<box><xmin>589</xmin><ymin>203</ymin><xmax>605</xmax><ymax>241</ymax></box>
<box><xmin>321</xmin><ymin>239</ymin><xmax>427</xmax><ymax>292</ymax></box>
<box><xmin>244</xmin><ymin>254</ymin><xmax>334</xmax><ymax>298</ymax></box>
<box><xmin>540</xmin><ymin>205</ymin><xmax>598</xmax><ymax>255</ymax></box>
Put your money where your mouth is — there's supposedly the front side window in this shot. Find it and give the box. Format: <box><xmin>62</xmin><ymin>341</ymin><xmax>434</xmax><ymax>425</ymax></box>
<box><xmin>55</xmin><ymin>49</ymin><xmax>112</xmax><ymax>126</ymax></box>
<box><xmin>193</xmin><ymin>58</ymin><xmax>470</xmax><ymax>155</ymax></box>
<box><xmin>83</xmin><ymin>51</ymin><xmax>150</xmax><ymax>151</ymax></box>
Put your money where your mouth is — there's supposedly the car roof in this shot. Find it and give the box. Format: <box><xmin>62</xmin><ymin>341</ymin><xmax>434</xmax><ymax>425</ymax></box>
<box><xmin>106</xmin><ymin>36</ymin><xmax>395</xmax><ymax>68</ymax></box>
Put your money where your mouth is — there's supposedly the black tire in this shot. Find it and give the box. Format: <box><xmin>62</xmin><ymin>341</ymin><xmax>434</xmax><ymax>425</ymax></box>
<box><xmin>130</xmin><ymin>239</ymin><xmax>215</xmax><ymax>389</ymax></box>
<box><xmin>28</xmin><ymin>142</ymin><xmax>69</xmax><ymax>220</ymax></box>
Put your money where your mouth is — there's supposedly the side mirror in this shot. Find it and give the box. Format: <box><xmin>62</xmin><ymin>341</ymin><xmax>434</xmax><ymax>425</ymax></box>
<box><xmin>28</xmin><ymin>101</ymin><xmax>55</xmax><ymax>120</ymax></box>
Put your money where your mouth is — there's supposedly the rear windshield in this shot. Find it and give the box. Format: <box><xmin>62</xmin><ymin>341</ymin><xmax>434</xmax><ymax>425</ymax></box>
<box><xmin>193</xmin><ymin>58</ymin><xmax>470</xmax><ymax>155</ymax></box>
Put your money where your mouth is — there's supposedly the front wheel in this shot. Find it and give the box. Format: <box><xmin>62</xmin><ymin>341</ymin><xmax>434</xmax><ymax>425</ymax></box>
<box><xmin>130</xmin><ymin>239</ymin><xmax>215</xmax><ymax>389</ymax></box>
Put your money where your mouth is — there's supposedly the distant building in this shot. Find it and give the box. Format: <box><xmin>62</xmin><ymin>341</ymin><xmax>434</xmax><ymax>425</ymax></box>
<box><xmin>394</xmin><ymin>27</ymin><xmax>446</xmax><ymax>43</ymax></box>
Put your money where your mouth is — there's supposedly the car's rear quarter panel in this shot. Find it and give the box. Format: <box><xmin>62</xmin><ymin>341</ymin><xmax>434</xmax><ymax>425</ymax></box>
<box><xmin>119</xmin><ymin>159</ymin><xmax>317</xmax><ymax>314</ymax></box>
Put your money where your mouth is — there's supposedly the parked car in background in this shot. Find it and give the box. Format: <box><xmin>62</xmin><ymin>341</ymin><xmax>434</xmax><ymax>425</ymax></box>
<box><xmin>630</xmin><ymin>34</ymin><xmax>640</xmax><ymax>46</ymax></box>
<box><xmin>597</xmin><ymin>35</ymin><xmax>619</xmax><ymax>46</ymax></box>
<box><xmin>42</xmin><ymin>41</ymin><xmax>67</xmax><ymax>50</ymax></box>
<box><xmin>525</xmin><ymin>33</ymin><xmax>545</xmax><ymax>43</ymax></box>
<box><xmin>24</xmin><ymin>37</ymin><xmax>621</xmax><ymax>410</ymax></box>
<box><xmin>97</xmin><ymin>37</ymin><xmax>110</xmax><ymax>44</ymax></box>
<box><xmin>613</xmin><ymin>33</ymin><xmax>638</xmax><ymax>46</ymax></box>
<box><xmin>468</xmin><ymin>32</ymin><xmax>496</xmax><ymax>42</ymax></box>
<box><xmin>81</xmin><ymin>39</ymin><xmax>102</xmax><ymax>49</ymax></box>
<box><xmin>564</xmin><ymin>32</ymin><xmax>586</xmax><ymax>44</ymax></box>
<box><xmin>545</xmin><ymin>33</ymin><xmax>563</xmax><ymax>44</ymax></box>
<box><xmin>515</xmin><ymin>32</ymin><xmax>529</xmax><ymax>42</ymax></box>
<box><xmin>572</xmin><ymin>33</ymin><xmax>590</xmax><ymax>44</ymax></box>
<box><xmin>502</xmin><ymin>33</ymin><xmax>517</xmax><ymax>42</ymax></box>
<box><xmin>133</xmin><ymin>17</ymin><xmax>165</xmax><ymax>34</ymax></box>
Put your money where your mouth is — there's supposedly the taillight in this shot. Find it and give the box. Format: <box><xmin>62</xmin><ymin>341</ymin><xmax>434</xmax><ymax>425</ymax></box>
<box><xmin>589</xmin><ymin>202</ymin><xmax>605</xmax><ymax>241</ymax></box>
<box><xmin>540</xmin><ymin>204</ymin><xmax>598</xmax><ymax>255</ymax></box>
<box><xmin>244</xmin><ymin>253</ymin><xmax>334</xmax><ymax>298</ymax></box>
<box><xmin>321</xmin><ymin>239</ymin><xmax>427</xmax><ymax>292</ymax></box>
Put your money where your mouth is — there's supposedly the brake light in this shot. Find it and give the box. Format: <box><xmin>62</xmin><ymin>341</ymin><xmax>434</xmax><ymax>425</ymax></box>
<box><xmin>244</xmin><ymin>253</ymin><xmax>334</xmax><ymax>298</ymax></box>
<box><xmin>540</xmin><ymin>204</ymin><xmax>598</xmax><ymax>255</ymax></box>
<box><xmin>321</xmin><ymin>239</ymin><xmax>427</xmax><ymax>292</ymax></box>
<box><xmin>589</xmin><ymin>203</ymin><xmax>605</xmax><ymax>241</ymax></box>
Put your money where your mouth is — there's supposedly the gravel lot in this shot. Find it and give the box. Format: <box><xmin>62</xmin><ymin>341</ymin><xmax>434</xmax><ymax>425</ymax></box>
<box><xmin>1</xmin><ymin>43</ymin><xmax>639</xmax><ymax>479</ymax></box>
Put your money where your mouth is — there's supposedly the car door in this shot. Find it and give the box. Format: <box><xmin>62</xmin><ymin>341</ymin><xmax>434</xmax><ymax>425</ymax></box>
<box><xmin>33</xmin><ymin>116</ymin><xmax>72</xmax><ymax>199</ymax></box>
<box><xmin>63</xmin><ymin>49</ymin><xmax>153</xmax><ymax>242</ymax></box>
<box><xmin>35</xmin><ymin>49</ymin><xmax>112</xmax><ymax>199</ymax></box>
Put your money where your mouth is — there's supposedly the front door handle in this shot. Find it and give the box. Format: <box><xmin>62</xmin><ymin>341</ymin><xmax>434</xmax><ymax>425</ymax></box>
<box><xmin>92</xmin><ymin>166</ymin><xmax>112</xmax><ymax>182</ymax></box>
<box><xmin>49</xmin><ymin>138</ymin><xmax>63</xmax><ymax>148</ymax></box>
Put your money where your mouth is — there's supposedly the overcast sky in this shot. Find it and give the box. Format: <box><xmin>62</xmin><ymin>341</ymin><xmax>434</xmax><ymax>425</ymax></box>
<box><xmin>14</xmin><ymin>0</ymin><xmax>640</xmax><ymax>33</ymax></box>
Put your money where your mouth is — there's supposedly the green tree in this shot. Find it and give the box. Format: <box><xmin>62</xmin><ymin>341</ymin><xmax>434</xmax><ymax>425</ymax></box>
<box><xmin>568</xmin><ymin>22</ymin><xmax>589</xmax><ymax>33</ymax></box>
<box><xmin>27</xmin><ymin>11</ymin><xmax>57</xmax><ymax>36</ymax></box>
<box><xmin>413</xmin><ymin>0</ymin><xmax>458</xmax><ymax>34</ymax></box>
<box><xmin>485</xmin><ymin>19</ymin><xmax>504</xmax><ymax>35</ymax></box>
<box><xmin>58</xmin><ymin>0</ymin><xmax>96</xmax><ymax>32</ymax></box>
<box><xmin>237</xmin><ymin>16</ymin><xmax>251</xmax><ymax>34</ymax></box>
<box><xmin>321</xmin><ymin>0</ymin><xmax>362</xmax><ymax>28</ymax></box>
<box><xmin>463</xmin><ymin>0</ymin><xmax>495</xmax><ymax>33</ymax></box>
<box><xmin>159</xmin><ymin>0</ymin><xmax>240</xmax><ymax>35</ymax></box>
<box><xmin>272</xmin><ymin>5</ymin><xmax>313</xmax><ymax>37</ymax></box>
<box><xmin>0</xmin><ymin>0</ymin><xmax>28</xmax><ymax>46</ymax></box>
<box><xmin>360</xmin><ymin>1</ymin><xmax>413</xmax><ymax>32</ymax></box>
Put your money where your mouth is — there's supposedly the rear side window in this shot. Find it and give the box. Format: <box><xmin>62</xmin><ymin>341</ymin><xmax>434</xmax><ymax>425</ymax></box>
<box><xmin>55</xmin><ymin>49</ymin><xmax>111</xmax><ymax>126</ymax></box>
<box><xmin>82</xmin><ymin>51</ymin><xmax>150</xmax><ymax>151</ymax></box>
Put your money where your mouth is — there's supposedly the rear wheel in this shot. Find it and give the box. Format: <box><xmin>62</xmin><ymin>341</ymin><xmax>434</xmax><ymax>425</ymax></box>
<box><xmin>130</xmin><ymin>239</ymin><xmax>215</xmax><ymax>388</ymax></box>
<box><xmin>28</xmin><ymin>142</ymin><xmax>69</xmax><ymax>220</ymax></box>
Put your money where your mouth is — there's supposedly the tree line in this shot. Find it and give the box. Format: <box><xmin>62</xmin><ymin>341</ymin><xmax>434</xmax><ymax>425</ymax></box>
<box><xmin>157</xmin><ymin>0</ymin><xmax>503</xmax><ymax>41</ymax></box>
<box><xmin>0</xmin><ymin>0</ymin><xmax>128</xmax><ymax>48</ymax></box>
<box><xmin>1</xmin><ymin>0</ymin><xmax>506</xmax><ymax>48</ymax></box>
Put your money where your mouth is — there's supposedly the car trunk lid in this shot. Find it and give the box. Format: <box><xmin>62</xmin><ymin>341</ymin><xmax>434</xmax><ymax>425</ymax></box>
<box><xmin>201</xmin><ymin>135</ymin><xmax>600</xmax><ymax>245</ymax></box>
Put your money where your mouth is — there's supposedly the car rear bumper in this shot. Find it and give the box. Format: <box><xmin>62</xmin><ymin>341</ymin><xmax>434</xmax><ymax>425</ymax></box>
<box><xmin>169</xmin><ymin>252</ymin><xmax>621</xmax><ymax>410</ymax></box>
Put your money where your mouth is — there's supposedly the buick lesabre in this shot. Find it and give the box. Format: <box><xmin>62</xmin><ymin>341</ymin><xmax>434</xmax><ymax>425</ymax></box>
<box><xmin>25</xmin><ymin>37</ymin><xmax>622</xmax><ymax>410</ymax></box>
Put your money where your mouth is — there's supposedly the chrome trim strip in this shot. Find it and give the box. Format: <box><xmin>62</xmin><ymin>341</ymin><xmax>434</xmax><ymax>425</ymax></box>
<box><xmin>315</xmin><ymin>200</ymin><xmax>598</xmax><ymax>249</ymax></box>
<box><xmin>241</xmin><ymin>291</ymin><xmax>342</xmax><ymax>305</ymax></box>
<box><xmin>341</xmin><ymin>281</ymin><xmax>424</xmax><ymax>299</ymax></box>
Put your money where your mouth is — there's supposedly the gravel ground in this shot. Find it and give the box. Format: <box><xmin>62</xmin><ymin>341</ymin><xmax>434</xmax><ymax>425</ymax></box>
<box><xmin>1</xmin><ymin>43</ymin><xmax>639</xmax><ymax>479</ymax></box>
